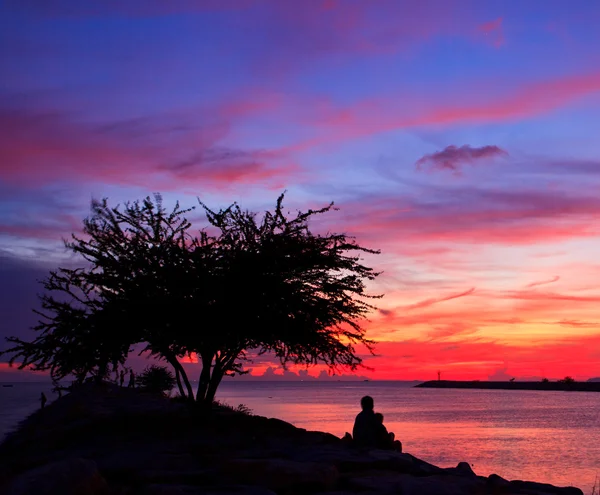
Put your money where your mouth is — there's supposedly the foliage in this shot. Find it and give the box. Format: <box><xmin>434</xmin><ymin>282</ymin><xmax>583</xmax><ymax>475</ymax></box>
<box><xmin>213</xmin><ymin>400</ymin><xmax>253</xmax><ymax>415</ymax></box>
<box><xmin>1</xmin><ymin>193</ymin><xmax>380</xmax><ymax>405</ymax></box>
<box><xmin>558</xmin><ymin>376</ymin><xmax>576</xmax><ymax>383</ymax></box>
<box><xmin>541</xmin><ymin>377</ymin><xmax>549</xmax><ymax>383</ymax></box>
<box><xmin>137</xmin><ymin>365</ymin><xmax>176</xmax><ymax>395</ymax></box>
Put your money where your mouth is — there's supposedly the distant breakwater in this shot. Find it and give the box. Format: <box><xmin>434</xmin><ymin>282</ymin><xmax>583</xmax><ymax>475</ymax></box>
<box><xmin>416</xmin><ymin>380</ymin><xmax>600</xmax><ymax>392</ymax></box>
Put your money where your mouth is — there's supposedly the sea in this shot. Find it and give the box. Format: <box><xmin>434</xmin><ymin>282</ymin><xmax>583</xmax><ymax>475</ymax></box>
<box><xmin>1</xmin><ymin>381</ymin><xmax>599</xmax><ymax>492</ymax></box>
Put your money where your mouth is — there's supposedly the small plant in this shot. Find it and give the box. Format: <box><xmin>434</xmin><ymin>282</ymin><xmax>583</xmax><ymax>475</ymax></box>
<box><xmin>235</xmin><ymin>403</ymin><xmax>253</xmax><ymax>415</ymax></box>
<box><xmin>137</xmin><ymin>365</ymin><xmax>176</xmax><ymax>395</ymax></box>
<box><xmin>558</xmin><ymin>376</ymin><xmax>575</xmax><ymax>384</ymax></box>
<box><xmin>213</xmin><ymin>400</ymin><xmax>253</xmax><ymax>415</ymax></box>
<box><xmin>591</xmin><ymin>475</ymin><xmax>598</xmax><ymax>495</ymax></box>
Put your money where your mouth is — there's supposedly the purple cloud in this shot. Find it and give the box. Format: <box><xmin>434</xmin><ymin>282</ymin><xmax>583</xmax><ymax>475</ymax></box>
<box><xmin>416</xmin><ymin>145</ymin><xmax>508</xmax><ymax>173</ymax></box>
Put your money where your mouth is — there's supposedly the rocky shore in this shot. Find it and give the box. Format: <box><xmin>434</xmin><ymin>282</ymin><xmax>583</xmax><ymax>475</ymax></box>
<box><xmin>0</xmin><ymin>384</ymin><xmax>584</xmax><ymax>495</ymax></box>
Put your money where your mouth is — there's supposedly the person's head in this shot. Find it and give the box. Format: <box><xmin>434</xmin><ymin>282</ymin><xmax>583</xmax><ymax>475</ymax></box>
<box><xmin>360</xmin><ymin>395</ymin><xmax>374</xmax><ymax>411</ymax></box>
<box><xmin>374</xmin><ymin>412</ymin><xmax>384</xmax><ymax>423</ymax></box>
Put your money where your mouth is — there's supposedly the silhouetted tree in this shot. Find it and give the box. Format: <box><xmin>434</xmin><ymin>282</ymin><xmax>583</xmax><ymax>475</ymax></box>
<box><xmin>1</xmin><ymin>193</ymin><xmax>381</xmax><ymax>405</ymax></box>
<box><xmin>138</xmin><ymin>365</ymin><xmax>176</xmax><ymax>395</ymax></box>
<box><xmin>541</xmin><ymin>377</ymin><xmax>549</xmax><ymax>383</ymax></box>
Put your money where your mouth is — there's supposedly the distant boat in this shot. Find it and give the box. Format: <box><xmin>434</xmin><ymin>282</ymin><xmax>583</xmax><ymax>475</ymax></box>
<box><xmin>2</xmin><ymin>384</ymin><xmax>14</xmax><ymax>388</ymax></box>
<box><xmin>363</xmin><ymin>379</ymin><xmax>369</xmax><ymax>382</ymax></box>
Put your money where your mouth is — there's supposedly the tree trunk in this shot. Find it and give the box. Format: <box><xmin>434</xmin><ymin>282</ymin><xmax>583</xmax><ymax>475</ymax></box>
<box><xmin>167</xmin><ymin>355</ymin><xmax>194</xmax><ymax>399</ymax></box>
<box><xmin>174</xmin><ymin>367</ymin><xmax>186</xmax><ymax>398</ymax></box>
<box><xmin>205</xmin><ymin>369</ymin><xmax>224</xmax><ymax>405</ymax></box>
<box><xmin>175</xmin><ymin>360</ymin><xmax>194</xmax><ymax>399</ymax></box>
<box><xmin>196</xmin><ymin>353</ymin><xmax>213</xmax><ymax>403</ymax></box>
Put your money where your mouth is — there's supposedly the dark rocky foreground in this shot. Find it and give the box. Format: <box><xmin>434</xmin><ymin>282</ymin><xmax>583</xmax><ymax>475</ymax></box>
<box><xmin>0</xmin><ymin>384</ymin><xmax>584</xmax><ymax>495</ymax></box>
<box><xmin>416</xmin><ymin>380</ymin><xmax>600</xmax><ymax>392</ymax></box>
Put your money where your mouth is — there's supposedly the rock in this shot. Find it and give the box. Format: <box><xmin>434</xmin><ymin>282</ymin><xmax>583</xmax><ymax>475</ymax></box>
<box><xmin>143</xmin><ymin>485</ymin><xmax>277</xmax><ymax>495</ymax></box>
<box><xmin>445</xmin><ymin>461</ymin><xmax>476</xmax><ymax>477</ymax></box>
<box><xmin>197</xmin><ymin>487</ymin><xmax>278</xmax><ymax>495</ymax></box>
<box><xmin>222</xmin><ymin>458</ymin><xmax>338</xmax><ymax>492</ymax></box>
<box><xmin>401</xmin><ymin>474</ymin><xmax>485</xmax><ymax>495</ymax></box>
<box><xmin>509</xmin><ymin>480</ymin><xmax>583</xmax><ymax>495</ymax></box>
<box><xmin>343</xmin><ymin>472</ymin><xmax>408</xmax><ymax>493</ymax></box>
<box><xmin>345</xmin><ymin>472</ymin><xmax>485</xmax><ymax>495</ymax></box>
<box><xmin>6</xmin><ymin>458</ymin><xmax>109</xmax><ymax>495</ymax></box>
<box><xmin>144</xmin><ymin>485</ymin><xmax>195</xmax><ymax>495</ymax></box>
<box><xmin>402</xmin><ymin>453</ymin><xmax>446</xmax><ymax>476</ymax></box>
<box><xmin>135</xmin><ymin>469</ymin><xmax>216</xmax><ymax>486</ymax></box>
<box><xmin>487</xmin><ymin>473</ymin><xmax>512</xmax><ymax>493</ymax></box>
<box><xmin>289</xmin><ymin>444</ymin><xmax>415</xmax><ymax>474</ymax></box>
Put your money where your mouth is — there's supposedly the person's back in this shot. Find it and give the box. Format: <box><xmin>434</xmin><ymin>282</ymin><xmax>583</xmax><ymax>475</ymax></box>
<box><xmin>352</xmin><ymin>396</ymin><xmax>379</xmax><ymax>448</ymax></box>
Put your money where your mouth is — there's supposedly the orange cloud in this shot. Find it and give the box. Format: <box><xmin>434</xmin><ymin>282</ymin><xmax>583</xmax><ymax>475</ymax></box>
<box><xmin>525</xmin><ymin>276</ymin><xmax>560</xmax><ymax>288</ymax></box>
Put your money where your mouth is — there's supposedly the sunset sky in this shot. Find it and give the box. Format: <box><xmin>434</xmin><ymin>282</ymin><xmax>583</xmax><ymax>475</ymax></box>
<box><xmin>1</xmin><ymin>0</ymin><xmax>600</xmax><ymax>381</ymax></box>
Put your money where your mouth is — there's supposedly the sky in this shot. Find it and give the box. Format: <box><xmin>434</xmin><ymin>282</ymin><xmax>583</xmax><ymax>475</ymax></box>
<box><xmin>1</xmin><ymin>0</ymin><xmax>600</xmax><ymax>382</ymax></box>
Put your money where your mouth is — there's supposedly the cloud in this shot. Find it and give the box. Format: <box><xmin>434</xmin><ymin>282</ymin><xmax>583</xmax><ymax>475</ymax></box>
<box><xmin>415</xmin><ymin>145</ymin><xmax>508</xmax><ymax>174</ymax></box>
<box><xmin>488</xmin><ymin>367</ymin><xmax>513</xmax><ymax>381</ymax></box>
<box><xmin>334</xmin><ymin>187</ymin><xmax>600</xmax><ymax>249</ymax></box>
<box><xmin>357</xmin><ymin>334</ymin><xmax>600</xmax><ymax>380</ymax></box>
<box><xmin>557</xmin><ymin>320</ymin><xmax>599</xmax><ymax>328</ymax></box>
<box><xmin>0</xmin><ymin>253</ymin><xmax>51</xmax><ymax>356</ymax></box>
<box><xmin>407</xmin><ymin>288</ymin><xmax>476</xmax><ymax>310</ymax></box>
<box><xmin>477</xmin><ymin>17</ymin><xmax>505</xmax><ymax>48</ymax></box>
<box><xmin>426</xmin><ymin>324</ymin><xmax>479</xmax><ymax>340</ymax></box>
<box><xmin>0</xmin><ymin>104</ymin><xmax>296</xmax><ymax>190</ymax></box>
<box><xmin>526</xmin><ymin>276</ymin><xmax>560</xmax><ymax>288</ymax></box>
<box><xmin>285</xmin><ymin>72</ymin><xmax>600</xmax><ymax>153</ymax></box>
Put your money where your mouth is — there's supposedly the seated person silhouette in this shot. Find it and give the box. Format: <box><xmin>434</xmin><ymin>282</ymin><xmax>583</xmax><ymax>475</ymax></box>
<box><xmin>374</xmin><ymin>412</ymin><xmax>402</xmax><ymax>452</ymax></box>
<box><xmin>347</xmin><ymin>396</ymin><xmax>402</xmax><ymax>451</ymax></box>
<box><xmin>352</xmin><ymin>395</ymin><xmax>380</xmax><ymax>448</ymax></box>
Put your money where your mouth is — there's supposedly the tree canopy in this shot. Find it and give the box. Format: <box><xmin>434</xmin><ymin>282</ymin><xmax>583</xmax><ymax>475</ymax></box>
<box><xmin>2</xmin><ymin>193</ymin><xmax>381</xmax><ymax>404</ymax></box>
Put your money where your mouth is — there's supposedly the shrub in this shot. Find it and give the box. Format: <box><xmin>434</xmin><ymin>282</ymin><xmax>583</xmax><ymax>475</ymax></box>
<box><xmin>138</xmin><ymin>365</ymin><xmax>176</xmax><ymax>395</ymax></box>
<box><xmin>213</xmin><ymin>400</ymin><xmax>253</xmax><ymax>415</ymax></box>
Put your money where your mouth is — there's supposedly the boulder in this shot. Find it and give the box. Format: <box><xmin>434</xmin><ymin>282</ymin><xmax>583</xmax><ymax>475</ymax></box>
<box><xmin>197</xmin><ymin>487</ymin><xmax>278</xmax><ymax>495</ymax></box>
<box><xmin>5</xmin><ymin>458</ymin><xmax>109</xmax><ymax>495</ymax></box>
<box><xmin>509</xmin><ymin>480</ymin><xmax>583</xmax><ymax>495</ymax></box>
<box><xmin>345</xmin><ymin>472</ymin><xmax>485</xmax><ymax>495</ymax></box>
<box><xmin>221</xmin><ymin>458</ymin><xmax>338</xmax><ymax>492</ymax></box>
<box><xmin>445</xmin><ymin>461</ymin><xmax>476</xmax><ymax>477</ymax></box>
<box><xmin>343</xmin><ymin>472</ymin><xmax>408</xmax><ymax>493</ymax></box>
<box><xmin>289</xmin><ymin>444</ymin><xmax>415</xmax><ymax>474</ymax></box>
<box><xmin>487</xmin><ymin>473</ymin><xmax>512</xmax><ymax>493</ymax></box>
<box><xmin>144</xmin><ymin>485</ymin><xmax>277</xmax><ymax>495</ymax></box>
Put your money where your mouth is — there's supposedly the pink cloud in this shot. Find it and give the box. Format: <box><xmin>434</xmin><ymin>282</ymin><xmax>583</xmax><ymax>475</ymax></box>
<box><xmin>0</xmin><ymin>104</ymin><xmax>296</xmax><ymax>190</ymax></box>
<box><xmin>407</xmin><ymin>287</ymin><xmax>476</xmax><ymax>310</ymax></box>
<box><xmin>477</xmin><ymin>17</ymin><xmax>505</xmax><ymax>47</ymax></box>
<box><xmin>335</xmin><ymin>189</ymin><xmax>600</xmax><ymax>251</ymax></box>
<box><xmin>415</xmin><ymin>145</ymin><xmax>508</xmax><ymax>174</ymax></box>
<box><xmin>526</xmin><ymin>276</ymin><xmax>560</xmax><ymax>288</ymax></box>
<box><xmin>286</xmin><ymin>72</ymin><xmax>600</xmax><ymax>152</ymax></box>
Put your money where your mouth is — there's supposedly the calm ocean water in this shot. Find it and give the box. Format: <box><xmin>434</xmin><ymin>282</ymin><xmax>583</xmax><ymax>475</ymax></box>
<box><xmin>1</xmin><ymin>381</ymin><xmax>599</xmax><ymax>491</ymax></box>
